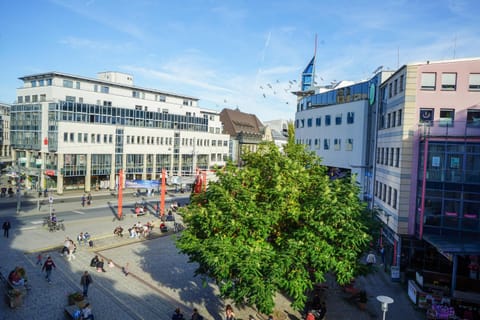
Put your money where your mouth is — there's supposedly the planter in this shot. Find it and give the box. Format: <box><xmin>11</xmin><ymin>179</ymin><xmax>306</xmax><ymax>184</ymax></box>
<box><xmin>68</xmin><ymin>292</ymin><xmax>84</xmax><ymax>306</ymax></box>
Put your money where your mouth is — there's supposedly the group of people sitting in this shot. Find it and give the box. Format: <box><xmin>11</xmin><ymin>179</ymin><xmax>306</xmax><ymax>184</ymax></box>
<box><xmin>61</xmin><ymin>237</ymin><xmax>77</xmax><ymax>261</ymax></box>
<box><xmin>77</xmin><ymin>232</ymin><xmax>92</xmax><ymax>246</ymax></box>
<box><xmin>89</xmin><ymin>255</ymin><xmax>110</xmax><ymax>273</ymax></box>
<box><xmin>128</xmin><ymin>221</ymin><xmax>154</xmax><ymax>238</ymax></box>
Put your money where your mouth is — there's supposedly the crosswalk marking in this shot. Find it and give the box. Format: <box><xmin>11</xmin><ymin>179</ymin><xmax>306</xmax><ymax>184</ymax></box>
<box><xmin>72</xmin><ymin>210</ymin><xmax>84</xmax><ymax>214</ymax></box>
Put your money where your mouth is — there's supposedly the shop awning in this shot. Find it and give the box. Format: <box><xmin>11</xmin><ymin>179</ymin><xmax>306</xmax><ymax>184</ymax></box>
<box><xmin>423</xmin><ymin>234</ymin><xmax>480</xmax><ymax>255</ymax></box>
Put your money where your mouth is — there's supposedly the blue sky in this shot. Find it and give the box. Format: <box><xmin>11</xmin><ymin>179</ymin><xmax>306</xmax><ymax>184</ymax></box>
<box><xmin>1</xmin><ymin>0</ymin><xmax>479</xmax><ymax>122</ymax></box>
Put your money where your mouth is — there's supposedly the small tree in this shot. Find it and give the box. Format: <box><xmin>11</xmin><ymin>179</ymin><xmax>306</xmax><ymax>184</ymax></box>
<box><xmin>177</xmin><ymin>124</ymin><xmax>372</xmax><ymax>313</ymax></box>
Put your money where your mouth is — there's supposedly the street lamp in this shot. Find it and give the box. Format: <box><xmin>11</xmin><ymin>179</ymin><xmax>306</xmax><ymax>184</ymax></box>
<box><xmin>376</xmin><ymin>295</ymin><xmax>394</xmax><ymax>320</ymax></box>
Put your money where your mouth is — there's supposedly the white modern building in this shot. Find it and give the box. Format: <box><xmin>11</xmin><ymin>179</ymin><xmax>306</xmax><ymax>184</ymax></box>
<box><xmin>294</xmin><ymin>57</ymin><xmax>393</xmax><ymax>199</ymax></box>
<box><xmin>11</xmin><ymin>71</ymin><xmax>229</xmax><ymax>193</ymax></box>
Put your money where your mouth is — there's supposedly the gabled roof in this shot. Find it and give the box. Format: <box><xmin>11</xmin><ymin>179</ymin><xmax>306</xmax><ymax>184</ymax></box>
<box><xmin>220</xmin><ymin>108</ymin><xmax>264</xmax><ymax>136</ymax></box>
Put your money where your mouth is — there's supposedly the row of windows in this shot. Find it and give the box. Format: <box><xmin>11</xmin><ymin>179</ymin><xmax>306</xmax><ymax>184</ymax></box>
<box><xmin>388</xmin><ymin>74</ymin><xmax>405</xmax><ymax>98</ymax></box>
<box><xmin>297</xmin><ymin>81</ymin><xmax>369</xmax><ymax>111</ymax></box>
<box><xmin>299</xmin><ymin>138</ymin><xmax>354</xmax><ymax>151</ymax></box>
<box><xmin>419</xmin><ymin>108</ymin><xmax>480</xmax><ymax>127</ymax></box>
<box><xmin>380</xmin><ymin>109</ymin><xmax>402</xmax><ymax>129</ymax></box>
<box><xmin>62</xmin><ymin>132</ymin><xmax>228</xmax><ymax>148</ymax></box>
<box><xmin>420</xmin><ymin>72</ymin><xmax>480</xmax><ymax>91</ymax></box>
<box><xmin>375</xmin><ymin>181</ymin><xmax>398</xmax><ymax>209</ymax></box>
<box><xmin>17</xmin><ymin>94</ymin><xmax>47</xmax><ymax>104</ymax></box>
<box><xmin>295</xmin><ymin>112</ymin><xmax>355</xmax><ymax>129</ymax></box>
<box><xmin>30</xmin><ymin>79</ymin><xmax>52</xmax><ymax>87</ymax></box>
<box><xmin>27</xmin><ymin>77</ymin><xmax>194</xmax><ymax>106</ymax></box>
<box><xmin>377</xmin><ymin>147</ymin><xmax>400</xmax><ymax>167</ymax></box>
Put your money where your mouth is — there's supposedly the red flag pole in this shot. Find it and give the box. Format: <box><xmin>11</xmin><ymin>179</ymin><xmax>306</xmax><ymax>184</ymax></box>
<box><xmin>118</xmin><ymin>169</ymin><xmax>123</xmax><ymax>219</ymax></box>
<box><xmin>160</xmin><ymin>169</ymin><xmax>166</xmax><ymax>217</ymax></box>
<box><xmin>202</xmin><ymin>170</ymin><xmax>207</xmax><ymax>192</ymax></box>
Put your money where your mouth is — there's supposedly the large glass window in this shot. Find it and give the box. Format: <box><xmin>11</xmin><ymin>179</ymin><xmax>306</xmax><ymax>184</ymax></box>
<box><xmin>63</xmin><ymin>80</ymin><xmax>73</xmax><ymax>88</ymax></box>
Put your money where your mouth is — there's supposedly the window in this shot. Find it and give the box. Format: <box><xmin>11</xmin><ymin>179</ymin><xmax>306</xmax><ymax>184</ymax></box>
<box><xmin>385</xmin><ymin>147</ymin><xmax>389</xmax><ymax>165</ymax></box>
<box><xmin>335</xmin><ymin>114</ymin><xmax>342</xmax><ymax>125</ymax></box>
<box><xmin>393</xmin><ymin>189</ymin><xmax>398</xmax><ymax>209</ymax></box>
<box><xmin>439</xmin><ymin>109</ymin><xmax>454</xmax><ymax>127</ymax></box>
<box><xmin>25</xmin><ymin>96</ymin><xmax>30</xmax><ymax>103</ymax></box>
<box><xmin>391</xmin><ymin>112</ymin><xmax>396</xmax><ymax>127</ymax></box>
<box><xmin>63</xmin><ymin>132</ymin><xmax>68</xmax><ymax>142</ymax></box>
<box><xmin>441</xmin><ymin>73</ymin><xmax>457</xmax><ymax>91</ymax></box>
<box><xmin>345</xmin><ymin>138</ymin><xmax>353</xmax><ymax>151</ymax></box>
<box><xmin>389</xmin><ymin>83</ymin><xmax>392</xmax><ymax>98</ymax></box>
<box><xmin>399</xmin><ymin>75</ymin><xmax>404</xmax><ymax>92</ymax></box>
<box><xmin>421</xmin><ymin>72</ymin><xmax>436</xmax><ymax>90</ymax></box>
<box><xmin>91</xmin><ymin>134</ymin><xmax>95</xmax><ymax>143</ymax></box>
<box><xmin>387</xmin><ymin>113</ymin><xmax>391</xmax><ymax>128</ymax></box>
<box><xmin>323</xmin><ymin>139</ymin><xmax>330</xmax><ymax>150</ymax></box>
<box><xmin>159</xmin><ymin>95</ymin><xmax>166</xmax><ymax>102</ymax></box>
<box><xmin>300</xmin><ymin>119</ymin><xmax>304</xmax><ymax>128</ymax></box>
<box><xmin>397</xmin><ymin>110</ymin><xmax>402</xmax><ymax>126</ymax></box>
<box><xmin>40</xmin><ymin>94</ymin><xmax>46</xmax><ymax>102</ymax></box>
<box><xmin>394</xmin><ymin>79</ymin><xmax>398</xmax><ymax>95</ymax></box>
<box><xmin>419</xmin><ymin>108</ymin><xmax>434</xmax><ymax>124</ymax></box>
<box><xmin>469</xmin><ymin>74</ymin><xmax>480</xmax><ymax>91</ymax></box>
<box><xmin>32</xmin><ymin>95</ymin><xmax>38</xmax><ymax>102</ymax></box>
<box><xmin>347</xmin><ymin>112</ymin><xmax>354</xmax><ymax>124</ymax></box>
<box><xmin>132</xmin><ymin>91</ymin><xmax>140</xmax><ymax>98</ymax></box>
<box><xmin>315</xmin><ymin>117</ymin><xmax>321</xmax><ymax>126</ymax></box>
<box><xmin>76</xmin><ymin>81</ymin><xmax>80</xmax><ymax>89</ymax></box>
<box><xmin>70</xmin><ymin>133</ymin><xmax>74</xmax><ymax>142</ymax></box>
<box><xmin>94</xmin><ymin>85</ymin><xmax>98</xmax><ymax>92</ymax></box>
<box><xmin>183</xmin><ymin>100</ymin><xmax>189</xmax><ymax>106</ymax></box>
<box><xmin>388</xmin><ymin>186</ymin><xmax>392</xmax><ymax>205</ymax></box>
<box><xmin>334</xmin><ymin>138</ymin><xmax>341</xmax><ymax>150</ymax></box>
<box><xmin>78</xmin><ymin>133</ymin><xmax>82</xmax><ymax>142</ymax></box>
<box><xmin>466</xmin><ymin>109</ymin><xmax>480</xmax><ymax>127</ymax></box>
<box><xmin>63</xmin><ymin>80</ymin><xmax>73</xmax><ymax>88</ymax></box>
<box><xmin>31</xmin><ymin>80</ymin><xmax>37</xmax><ymax>87</ymax></box>
<box><xmin>84</xmin><ymin>133</ymin><xmax>88</xmax><ymax>143</ymax></box>
<box><xmin>390</xmin><ymin>148</ymin><xmax>394</xmax><ymax>166</ymax></box>
<box><xmin>39</xmin><ymin>79</ymin><xmax>44</xmax><ymax>86</ymax></box>
<box><xmin>307</xmin><ymin>118</ymin><xmax>312</xmax><ymax>127</ymax></box>
<box><xmin>97</xmin><ymin>134</ymin><xmax>101</xmax><ymax>143</ymax></box>
<box><xmin>395</xmin><ymin>148</ymin><xmax>400</xmax><ymax>167</ymax></box>
<box><xmin>325</xmin><ymin>115</ymin><xmax>331</xmax><ymax>126</ymax></box>
<box><xmin>46</xmin><ymin>79</ymin><xmax>52</xmax><ymax>86</ymax></box>
<box><xmin>101</xmin><ymin>86</ymin><xmax>109</xmax><ymax>93</ymax></box>
<box><xmin>17</xmin><ymin>96</ymin><xmax>23</xmax><ymax>103</ymax></box>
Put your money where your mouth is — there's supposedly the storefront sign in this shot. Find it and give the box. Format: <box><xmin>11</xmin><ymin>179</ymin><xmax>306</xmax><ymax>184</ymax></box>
<box><xmin>408</xmin><ymin>280</ymin><xmax>419</xmax><ymax>304</ymax></box>
<box><xmin>45</xmin><ymin>170</ymin><xmax>55</xmax><ymax>176</ymax></box>
<box><xmin>391</xmin><ymin>266</ymin><xmax>400</xmax><ymax>282</ymax></box>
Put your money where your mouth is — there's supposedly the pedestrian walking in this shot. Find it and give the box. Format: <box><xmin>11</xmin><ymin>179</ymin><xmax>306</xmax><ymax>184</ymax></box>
<box><xmin>36</xmin><ymin>253</ymin><xmax>43</xmax><ymax>266</ymax></box>
<box><xmin>81</xmin><ymin>194</ymin><xmax>86</xmax><ymax>207</ymax></box>
<box><xmin>122</xmin><ymin>262</ymin><xmax>129</xmax><ymax>276</ymax></box>
<box><xmin>2</xmin><ymin>220</ymin><xmax>11</xmax><ymax>237</ymax></box>
<box><xmin>225</xmin><ymin>304</ymin><xmax>235</xmax><ymax>320</ymax></box>
<box><xmin>172</xmin><ymin>307</ymin><xmax>185</xmax><ymax>320</ymax></box>
<box><xmin>80</xmin><ymin>271</ymin><xmax>93</xmax><ymax>297</ymax></box>
<box><xmin>366</xmin><ymin>251</ymin><xmax>376</xmax><ymax>266</ymax></box>
<box><xmin>42</xmin><ymin>256</ymin><xmax>56</xmax><ymax>283</ymax></box>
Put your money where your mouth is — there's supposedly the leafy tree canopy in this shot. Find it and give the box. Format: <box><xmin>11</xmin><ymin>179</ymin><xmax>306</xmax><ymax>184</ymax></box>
<box><xmin>176</xmin><ymin>125</ymin><xmax>372</xmax><ymax>314</ymax></box>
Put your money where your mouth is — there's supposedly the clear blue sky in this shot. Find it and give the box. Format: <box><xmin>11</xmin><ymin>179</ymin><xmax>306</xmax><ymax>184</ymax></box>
<box><xmin>1</xmin><ymin>0</ymin><xmax>479</xmax><ymax>121</ymax></box>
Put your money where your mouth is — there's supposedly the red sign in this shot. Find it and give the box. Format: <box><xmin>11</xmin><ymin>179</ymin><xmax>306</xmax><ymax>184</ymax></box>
<box><xmin>45</xmin><ymin>170</ymin><xmax>55</xmax><ymax>176</ymax></box>
<box><xmin>43</xmin><ymin>137</ymin><xmax>48</xmax><ymax>145</ymax></box>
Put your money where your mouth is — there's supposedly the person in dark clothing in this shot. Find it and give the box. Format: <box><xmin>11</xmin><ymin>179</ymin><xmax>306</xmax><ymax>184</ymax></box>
<box><xmin>2</xmin><ymin>220</ymin><xmax>11</xmax><ymax>237</ymax></box>
<box><xmin>80</xmin><ymin>271</ymin><xmax>93</xmax><ymax>297</ymax></box>
<box><xmin>96</xmin><ymin>258</ymin><xmax>106</xmax><ymax>273</ymax></box>
<box><xmin>90</xmin><ymin>255</ymin><xmax>99</xmax><ymax>267</ymax></box>
<box><xmin>42</xmin><ymin>256</ymin><xmax>56</xmax><ymax>283</ymax></box>
<box><xmin>172</xmin><ymin>308</ymin><xmax>185</xmax><ymax>320</ymax></box>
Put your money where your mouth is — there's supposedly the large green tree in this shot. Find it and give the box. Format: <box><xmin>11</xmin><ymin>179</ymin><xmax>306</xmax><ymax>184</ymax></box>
<box><xmin>176</xmin><ymin>125</ymin><xmax>372</xmax><ymax>313</ymax></box>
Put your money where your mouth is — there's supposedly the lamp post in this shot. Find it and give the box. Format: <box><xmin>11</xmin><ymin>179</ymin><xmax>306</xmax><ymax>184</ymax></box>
<box><xmin>376</xmin><ymin>295</ymin><xmax>394</xmax><ymax>320</ymax></box>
